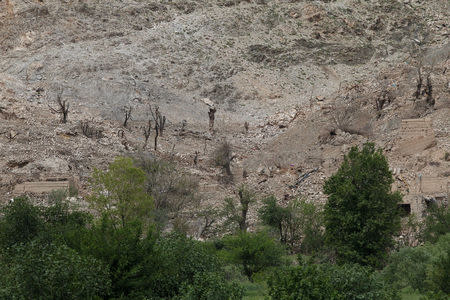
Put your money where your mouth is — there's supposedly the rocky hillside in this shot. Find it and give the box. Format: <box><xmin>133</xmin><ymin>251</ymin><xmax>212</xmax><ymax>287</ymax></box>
<box><xmin>0</xmin><ymin>0</ymin><xmax>449</xmax><ymax>230</ymax></box>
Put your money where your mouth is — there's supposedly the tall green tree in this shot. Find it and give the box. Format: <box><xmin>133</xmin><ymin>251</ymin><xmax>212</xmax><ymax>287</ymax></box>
<box><xmin>88</xmin><ymin>157</ymin><xmax>153</xmax><ymax>227</ymax></box>
<box><xmin>323</xmin><ymin>143</ymin><xmax>402</xmax><ymax>267</ymax></box>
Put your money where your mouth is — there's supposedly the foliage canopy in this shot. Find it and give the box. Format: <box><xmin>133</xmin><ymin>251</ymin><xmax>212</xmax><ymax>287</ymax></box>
<box><xmin>323</xmin><ymin>143</ymin><xmax>402</xmax><ymax>267</ymax></box>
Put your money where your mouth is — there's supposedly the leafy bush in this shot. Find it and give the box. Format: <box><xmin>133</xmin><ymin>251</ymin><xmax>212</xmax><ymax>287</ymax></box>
<box><xmin>382</xmin><ymin>233</ymin><xmax>450</xmax><ymax>296</ymax></box>
<box><xmin>381</xmin><ymin>246</ymin><xmax>431</xmax><ymax>292</ymax></box>
<box><xmin>133</xmin><ymin>155</ymin><xmax>200</xmax><ymax>231</ymax></box>
<box><xmin>218</xmin><ymin>231</ymin><xmax>286</xmax><ymax>280</ymax></box>
<box><xmin>323</xmin><ymin>143</ymin><xmax>402</xmax><ymax>267</ymax></box>
<box><xmin>88</xmin><ymin>156</ymin><xmax>153</xmax><ymax>227</ymax></box>
<box><xmin>179</xmin><ymin>272</ymin><xmax>243</xmax><ymax>300</ymax></box>
<box><xmin>268</xmin><ymin>263</ymin><xmax>398</xmax><ymax>300</ymax></box>
<box><xmin>0</xmin><ymin>197</ymin><xmax>42</xmax><ymax>247</ymax></box>
<box><xmin>422</xmin><ymin>204</ymin><xmax>450</xmax><ymax>243</ymax></box>
<box><xmin>0</xmin><ymin>241</ymin><xmax>111</xmax><ymax>299</ymax></box>
<box><xmin>75</xmin><ymin>217</ymin><xmax>156</xmax><ymax>298</ymax></box>
<box><xmin>259</xmin><ymin>196</ymin><xmax>324</xmax><ymax>254</ymax></box>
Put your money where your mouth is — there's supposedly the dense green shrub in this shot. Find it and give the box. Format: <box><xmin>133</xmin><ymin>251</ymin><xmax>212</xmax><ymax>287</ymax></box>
<box><xmin>218</xmin><ymin>231</ymin><xmax>286</xmax><ymax>280</ymax></box>
<box><xmin>150</xmin><ymin>233</ymin><xmax>229</xmax><ymax>298</ymax></box>
<box><xmin>0</xmin><ymin>194</ymin><xmax>243</xmax><ymax>299</ymax></box>
<box><xmin>323</xmin><ymin>143</ymin><xmax>402</xmax><ymax>268</ymax></box>
<box><xmin>422</xmin><ymin>204</ymin><xmax>450</xmax><ymax>243</ymax></box>
<box><xmin>381</xmin><ymin>246</ymin><xmax>431</xmax><ymax>292</ymax></box>
<box><xmin>268</xmin><ymin>263</ymin><xmax>398</xmax><ymax>300</ymax></box>
<box><xmin>179</xmin><ymin>272</ymin><xmax>243</xmax><ymax>300</ymax></box>
<box><xmin>0</xmin><ymin>241</ymin><xmax>111</xmax><ymax>299</ymax></box>
<box><xmin>0</xmin><ymin>197</ymin><xmax>42</xmax><ymax>247</ymax></box>
<box><xmin>382</xmin><ymin>233</ymin><xmax>450</xmax><ymax>296</ymax></box>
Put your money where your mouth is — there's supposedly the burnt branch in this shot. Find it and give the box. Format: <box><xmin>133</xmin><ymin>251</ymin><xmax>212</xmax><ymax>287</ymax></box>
<box><xmin>143</xmin><ymin>119</ymin><xmax>152</xmax><ymax>149</ymax></box>
<box><xmin>149</xmin><ymin>105</ymin><xmax>167</xmax><ymax>150</ymax></box>
<box><xmin>123</xmin><ymin>106</ymin><xmax>132</xmax><ymax>127</ymax></box>
<box><xmin>48</xmin><ymin>89</ymin><xmax>69</xmax><ymax>123</ymax></box>
<box><xmin>80</xmin><ymin>121</ymin><xmax>103</xmax><ymax>139</ymax></box>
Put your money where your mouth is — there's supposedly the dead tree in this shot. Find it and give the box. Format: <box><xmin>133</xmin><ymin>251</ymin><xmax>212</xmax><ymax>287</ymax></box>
<box><xmin>123</xmin><ymin>106</ymin><xmax>132</xmax><ymax>127</ymax></box>
<box><xmin>154</xmin><ymin>121</ymin><xmax>159</xmax><ymax>151</ymax></box>
<box><xmin>208</xmin><ymin>107</ymin><xmax>217</xmax><ymax>131</ymax></box>
<box><xmin>425</xmin><ymin>74</ymin><xmax>434</xmax><ymax>106</ymax></box>
<box><xmin>244</xmin><ymin>121</ymin><xmax>249</xmax><ymax>133</ymax></box>
<box><xmin>194</xmin><ymin>151</ymin><xmax>199</xmax><ymax>165</ymax></box>
<box><xmin>179</xmin><ymin>120</ymin><xmax>187</xmax><ymax>136</ymax></box>
<box><xmin>149</xmin><ymin>105</ymin><xmax>166</xmax><ymax>150</ymax></box>
<box><xmin>237</xmin><ymin>186</ymin><xmax>254</xmax><ymax>232</ymax></box>
<box><xmin>5</xmin><ymin>130</ymin><xmax>18</xmax><ymax>142</ymax></box>
<box><xmin>413</xmin><ymin>66</ymin><xmax>434</xmax><ymax>106</ymax></box>
<box><xmin>375</xmin><ymin>90</ymin><xmax>393</xmax><ymax>114</ymax></box>
<box><xmin>414</xmin><ymin>67</ymin><xmax>423</xmax><ymax>100</ymax></box>
<box><xmin>49</xmin><ymin>89</ymin><xmax>69</xmax><ymax>123</ymax></box>
<box><xmin>213</xmin><ymin>141</ymin><xmax>236</xmax><ymax>177</ymax></box>
<box><xmin>80</xmin><ymin>121</ymin><xmax>103</xmax><ymax>139</ymax></box>
<box><xmin>142</xmin><ymin>119</ymin><xmax>152</xmax><ymax>149</ymax></box>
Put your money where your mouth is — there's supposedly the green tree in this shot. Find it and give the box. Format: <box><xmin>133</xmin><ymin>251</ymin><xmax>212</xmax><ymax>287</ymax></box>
<box><xmin>150</xmin><ymin>233</ymin><xmax>242</xmax><ymax>299</ymax></box>
<box><xmin>218</xmin><ymin>231</ymin><xmax>286</xmax><ymax>280</ymax></box>
<box><xmin>222</xmin><ymin>185</ymin><xmax>256</xmax><ymax>233</ymax></box>
<box><xmin>422</xmin><ymin>204</ymin><xmax>450</xmax><ymax>243</ymax></box>
<box><xmin>259</xmin><ymin>196</ymin><xmax>324</xmax><ymax>254</ymax></box>
<box><xmin>323</xmin><ymin>143</ymin><xmax>402</xmax><ymax>267</ymax></box>
<box><xmin>381</xmin><ymin>233</ymin><xmax>450</xmax><ymax>297</ymax></box>
<box><xmin>132</xmin><ymin>155</ymin><xmax>200</xmax><ymax>231</ymax></box>
<box><xmin>88</xmin><ymin>157</ymin><xmax>153</xmax><ymax>227</ymax></box>
<box><xmin>0</xmin><ymin>197</ymin><xmax>42</xmax><ymax>247</ymax></box>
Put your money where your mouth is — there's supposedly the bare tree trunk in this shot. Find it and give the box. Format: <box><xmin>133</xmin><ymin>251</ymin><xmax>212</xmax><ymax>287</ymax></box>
<box><xmin>154</xmin><ymin>123</ymin><xmax>159</xmax><ymax>151</ymax></box>
<box><xmin>208</xmin><ymin>107</ymin><xmax>216</xmax><ymax>131</ymax></box>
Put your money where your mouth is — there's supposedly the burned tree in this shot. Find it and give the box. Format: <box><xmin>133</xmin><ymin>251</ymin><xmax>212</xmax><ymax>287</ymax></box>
<box><xmin>194</xmin><ymin>151</ymin><xmax>199</xmax><ymax>165</ymax></box>
<box><xmin>413</xmin><ymin>64</ymin><xmax>434</xmax><ymax>107</ymax></box>
<box><xmin>149</xmin><ymin>105</ymin><xmax>166</xmax><ymax>151</ymax></box>
<box><xmin>244</xmin><ymin>121</ymin><xmax>249</xmax><ymax>133</ymax></box>
<box><xmin>414</xmin><ymin>67</ymin><xmax>423</xmax><ymax>100</ymax></box>
<box><xmin>122</xmin><ymin>106</ymin><xmax>132</xmax><ymax>127</ymax></box>
<box><xmin>80</xmin><ymin>121</ymin><xmax>103</xmax><ymax>139</ymax></box>
<box><xmin>49</xmin><ymin>89</ymin><xmax>69</xmax><ymax>123</ymax></box>
<box><xmin>425</xmin><ymin>74</ymin><xmax>434</xmax><ymax>106</ymax></box>
<box><xmin>208</xmin><ymin>106</ymin><xmax>217</xmax><ymax>131</ymax></box>
<box><xmin>142</xmin><ymin>119</ymin><xmax>152</xmax><ymax>149</ymax></box>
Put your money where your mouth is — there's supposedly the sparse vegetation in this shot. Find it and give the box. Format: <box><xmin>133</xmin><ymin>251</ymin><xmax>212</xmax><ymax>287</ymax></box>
<box><xmin>221</xmin><ymin>185</ymin><xmax>256</xmax><ymax>233</ymax></box>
